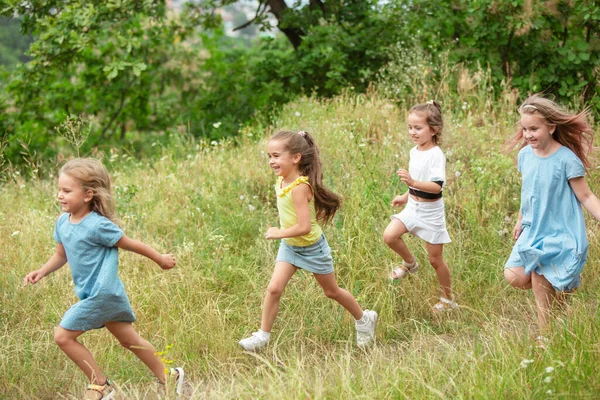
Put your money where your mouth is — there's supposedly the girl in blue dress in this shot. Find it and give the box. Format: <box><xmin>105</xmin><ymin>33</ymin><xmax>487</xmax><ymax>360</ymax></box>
<box><xmin>24</xmin><ymin>158</ymin><xmax>183</xmax><ymax>399</ymax></box>
<box><xmin>504</xmin><ymin>94</ymin><xmax>600</xmax><ymax>337</ymax></box>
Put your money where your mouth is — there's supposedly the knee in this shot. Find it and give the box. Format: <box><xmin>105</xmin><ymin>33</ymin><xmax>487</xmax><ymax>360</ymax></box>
<box><xmin>504</xmin><ymin>269</ymin><xmax>530</xmax><ymax>289</ymax></box>
<box><xmin>54</xmin><ymin>329</ymin><xmax>71</xmax><ymax>348</ymax></box>
<box><xmin>116</xmin><ymin>336</ymin><xmax>140</xmax><ymax>350</ymax></box>
<box><xmin>266</xmin><ymin>284</ymin><xmax>284</xmax><ymax>299</ymax></box>
<box><xmin>322</xmin><ymin>287</ymin><xmax>340</xmax><ymax>300</ymax></box>
<box><xmin>383</xmin><ymin>229</ymin><xmax>400</xmax><ymax>247</ymax></box>
<box><xmin>428</xmin><ymin>254</ymin><xmax>444</xmax><ymax>268</ymax></box>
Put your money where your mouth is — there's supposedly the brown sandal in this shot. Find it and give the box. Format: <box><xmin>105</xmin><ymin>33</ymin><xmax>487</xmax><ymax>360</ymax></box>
<box><xmin>84</xmin><ymin>379</ymin><xmax>115</xmax><ymax>400</ymax></box>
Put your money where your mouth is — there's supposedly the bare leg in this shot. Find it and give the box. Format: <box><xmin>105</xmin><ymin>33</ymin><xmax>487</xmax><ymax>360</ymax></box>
<box><xmin>104</xmin><ymin>322</ymin><xmax>166</xmax><ymax>383</ymax></box>
<box><xmin>313</xmin><ymin>272</ymin><xmax>363</xmax><ymax>320</ymax></box>
<box><xmin>260</xmin><ymin>262</ymin><xmax>298</xmax><ymax>332</ymax></box>
<box><xmin>531</xmin><ymin>272</ymin><xmax>556</xmax><ymax>333</ymax></box>
<box><xmin>425</xmin><ymin>242</ymin><xmax>452</xmax><ymax>299</ymax></box>
<box><xmin>54</xmin><ymin>327</ymin><xmax>105</xmax><ymax>384</ymax></box>
<box><xmin>504</xmin><ymin>266</ymin><xmax>532</xmax><ymax>289</ymax></box>
<box><xmin>383</xmin><ymin>219</ymin><xmax>416</xmax><ymax>276</ymax></box>
<box><xmin>54</xmin><ymin>327</ymin><xmax>107</xmax><ymax>400</ymax></box>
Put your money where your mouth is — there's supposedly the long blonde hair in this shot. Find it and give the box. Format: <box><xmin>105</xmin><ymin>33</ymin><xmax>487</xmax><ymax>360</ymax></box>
<box><xmin>506</xmin><ymin>94</ymin><xmax>594</xmax><ymax>169</ymax></box>
<box><xmin>60</xmin><ymin>158</ymin><xmax>118</xmax><ymax>224</ymax></box>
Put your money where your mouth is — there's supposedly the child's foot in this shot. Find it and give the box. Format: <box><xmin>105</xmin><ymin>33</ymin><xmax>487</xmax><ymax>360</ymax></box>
<box><xmin>239</xmin><ymin>330</ymin><xmax>270</xmax><ymax>352</ymax></box>
<box><xmin>389</xmin><ymin>259</ymin><xmax>419</xmax><ymax>280</ymax></box>
<box><xmin>355</xmin><ymin>309</ymin><xmax>378</xmax><ymax>348</ymax></box>
<box><xmin>84</xmin><ymin>379</ymin><xmax>115</xmax><ymax>400</ymax></box>
<box><xmin>432</xmin><ymin>296</ymin><xmax>458</xmax><ymax>312</ymax></box>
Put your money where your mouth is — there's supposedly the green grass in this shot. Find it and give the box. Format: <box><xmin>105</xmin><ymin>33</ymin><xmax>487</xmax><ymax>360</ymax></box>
<box><xmin>2</xmin><ymin>91</ymin><xmax>600</xmax><ymax>399</ymax></box>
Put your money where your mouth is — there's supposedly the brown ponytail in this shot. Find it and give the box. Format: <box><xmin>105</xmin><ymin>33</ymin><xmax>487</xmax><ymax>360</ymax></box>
<box><xmin>271</xmin><ymin>131</ymin><xmax>342</xmax><ymax>224</ymax></box>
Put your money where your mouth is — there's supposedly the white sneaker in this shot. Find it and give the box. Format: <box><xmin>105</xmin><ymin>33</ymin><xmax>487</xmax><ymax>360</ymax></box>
<box><xmin>170</xmin><ymin>367</ymin><xmax>185</xmax><ymax>396</ymax></box>
<box><xmin>239</xmin><ymin>331</ymin><xmax>269</xmax><ymax>352</ymax></box>
<box><xmin>355</xmin><ymin>309</ymin><xmax>378</xmax><ymax>348</ymax></box>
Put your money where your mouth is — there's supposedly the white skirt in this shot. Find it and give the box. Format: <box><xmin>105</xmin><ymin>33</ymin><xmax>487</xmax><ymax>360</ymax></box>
<box><xmin>392</xmin><ymin>196</ymin><xmax>451</xmax><ymax>244</ymax></box>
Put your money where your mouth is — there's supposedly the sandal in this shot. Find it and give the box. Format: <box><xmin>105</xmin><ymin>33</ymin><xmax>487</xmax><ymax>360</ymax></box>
<box><xmin>535</xmin><ymin>335</ymin><xmax>548</xmax><ymax>351</ymax></box>
<box><xmin>432</xmin><ymin>296</ymin><xmax>458</xmax><ymax>312</ymax></box>
<box><xmin>389</xmin><ymin>259</ymin><xmax>419</xmax><ymax>280</ymax></box>
<box><xmin>84</xmin><ymin>379</ymin><xmax>115</xmax><ymax>400</ymax></box>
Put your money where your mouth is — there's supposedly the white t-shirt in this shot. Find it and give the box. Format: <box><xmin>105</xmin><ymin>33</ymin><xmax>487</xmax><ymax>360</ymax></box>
<box><xmin>408</xmin><ymin>145</ymin><xmax>446</xmax><ymax>193</ymax></box>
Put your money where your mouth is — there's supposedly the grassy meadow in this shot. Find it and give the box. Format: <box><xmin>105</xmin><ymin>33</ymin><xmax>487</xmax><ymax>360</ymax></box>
<box><xmin>2</xmin><ymin>90</ymin><xmax>600</xmax><ymax>399</ymax></box>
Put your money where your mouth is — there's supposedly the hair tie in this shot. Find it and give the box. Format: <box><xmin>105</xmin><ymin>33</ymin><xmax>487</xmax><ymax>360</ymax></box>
<box><xmin>522</xmin><ymin>104</ymin><xmax>538</xmax><ymax>110</ymax></box>
<box><xmin>298</xmin><ymin>131</ymin><xmax>307</xmax><ymax>137</ymax></box>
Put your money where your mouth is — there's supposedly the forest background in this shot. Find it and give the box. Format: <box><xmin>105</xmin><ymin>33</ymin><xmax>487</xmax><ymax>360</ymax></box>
<box><xmin>2</xmin><ymin>1</ymin><xmax>600</xmax><ymax>398</ymax></box>
<box><xmin>1</xmin><ymin>0</ymin><xmax>599</xmax><ymax>171</ymax></box>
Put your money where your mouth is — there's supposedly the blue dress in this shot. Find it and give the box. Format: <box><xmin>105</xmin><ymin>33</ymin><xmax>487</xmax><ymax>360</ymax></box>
<box><xmin>54</xmin><ymin>211</ymin><xmax>136</xmax><ymax>331</ymax></box>
<box><xmin>505</xmin><ymin>146</ymin><xmax>588</xmax><ymax>291</ymax></box>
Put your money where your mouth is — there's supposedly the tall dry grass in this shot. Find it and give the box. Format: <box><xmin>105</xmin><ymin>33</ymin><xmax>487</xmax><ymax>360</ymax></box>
<box><xmin>2</xmin><ymin>81</ymin><xmax>600</xmax><ymax>398</ymax></box>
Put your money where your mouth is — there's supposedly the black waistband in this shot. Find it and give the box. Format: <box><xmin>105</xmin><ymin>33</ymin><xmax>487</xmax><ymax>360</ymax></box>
<box><xmin>409</xmin><ymin>188</ymin><xmax>443</xmax><ymax>199</ymax></box>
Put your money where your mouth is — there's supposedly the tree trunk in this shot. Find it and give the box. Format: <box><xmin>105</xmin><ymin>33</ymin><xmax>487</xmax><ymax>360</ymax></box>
<box><xmin>266</xmin><ymin>0</ymin><xmax>303</xmax><ymax>49</ymax></box>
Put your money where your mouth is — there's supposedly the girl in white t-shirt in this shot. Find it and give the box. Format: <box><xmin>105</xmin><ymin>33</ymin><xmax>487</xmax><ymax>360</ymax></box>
<box><xmin>383</xmin><ymin>100</ymin><xmax>457</xmax><ymax>312</ymax></box>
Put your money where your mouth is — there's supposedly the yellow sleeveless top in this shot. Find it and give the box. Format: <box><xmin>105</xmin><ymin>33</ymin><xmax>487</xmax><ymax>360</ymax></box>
<box><xmin>276</xmin><ymin>176</ymin><xmax>323</xmax><ymax>246</ymax></box>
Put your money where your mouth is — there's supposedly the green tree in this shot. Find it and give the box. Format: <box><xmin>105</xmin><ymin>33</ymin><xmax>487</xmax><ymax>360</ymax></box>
<box><xmin>1</xmin><ymin>0</ymin><xmax>196</xmax><ymax>164</ymax></box>
<box><xmin>397</xmin><ymin>0</ymin><xmax>600</xmax><ymax>105</ymax></box>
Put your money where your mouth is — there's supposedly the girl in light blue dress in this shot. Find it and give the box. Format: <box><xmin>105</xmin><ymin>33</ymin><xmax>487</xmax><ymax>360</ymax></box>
<box><xmin>504</xmin><ymin>94</ymin><xmax>600</xmax><ymax>338</ymax></box>
<box><xmin>24</xmin><ymin>158</ymin><xmax>183</xmax><ymax>399</ymax></box>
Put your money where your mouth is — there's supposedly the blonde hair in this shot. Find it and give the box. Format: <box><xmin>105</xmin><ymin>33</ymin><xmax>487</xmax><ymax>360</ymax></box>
<box><xmin>60</xmin><ymin>158</ymin><xmax>118</xmax><ymax>224</ymax></box>
<box><xmin>506</xmin><ymin>94</ymin><xmax>594</xmax><ymax>169</ymax></box>
<box><xmin>409</xmin><ymin>100</ymin><xmax>444</xmax><ymax>145</ymax></box>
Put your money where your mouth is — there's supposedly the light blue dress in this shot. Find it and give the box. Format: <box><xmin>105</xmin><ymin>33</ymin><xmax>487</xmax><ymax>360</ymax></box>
<box><xmin>54</xmin><ymin>211</ymin><xmax>135</xmax><ymax>331</ymax></box>
<box><xmin>505</xmin><ymin>145</ymin><xmax>588</xmax><ymax>291</ymax></box>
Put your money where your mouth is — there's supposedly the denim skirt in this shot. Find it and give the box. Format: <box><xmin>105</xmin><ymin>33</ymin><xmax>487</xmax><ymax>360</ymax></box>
<box><xmin>276</xmin><ymin>234</ymin><xmax>334</xmax><ymax>275</ymax></box>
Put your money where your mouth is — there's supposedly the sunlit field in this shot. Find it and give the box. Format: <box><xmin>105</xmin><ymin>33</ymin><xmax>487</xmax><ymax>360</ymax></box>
<box><xmin>2</xmin><ymin>90</ymin><xmax>600</xmax><ymax>399</ymax></box>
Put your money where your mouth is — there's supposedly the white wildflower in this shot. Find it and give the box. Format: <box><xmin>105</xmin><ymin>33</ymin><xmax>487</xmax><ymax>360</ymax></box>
<box><xmin>520</xmin><ymin>359</ymin><xmax>534</xmax><ymax>368</ymax></box>
<box><xmin>544</xmin><ymin>376</ymin><xmax>552</xmax><ymax>384</ymax></box>
<box><xmin>545</xmin><ymin>367</ymin><xmax>554</xmax><ymax>373</ymax></box>
<box><xmin>294</xmin><ymin>112</ymin><xmax>301</xmax><ymax>117</ymax></box>
<box><xmin>455</xmin><ymin>171</ymin><xmax>461</xmax><ymax>177</ymax></box>
<box><xmin>213</xmin><ymin>122</ymin><xmax>222</xmax><ymax>128</ymax></box>
<box><xmin>546</xmin><ymin>390</ymin><xmax>552</xmax><ymax>395</ymax></box>
<box><xmin>248</xmin><ymin>204</ymin><xmax>256</xmax><ymax>212</ymax></box>
<box><xmin>239</xmin><ymin>195</ymin><xmax>245</xmax><ymax>200</ymax></box>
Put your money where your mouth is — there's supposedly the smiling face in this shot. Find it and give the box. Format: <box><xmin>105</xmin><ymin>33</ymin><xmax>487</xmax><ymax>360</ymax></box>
<box><xmin>267</xmin><ymin>139</ymin><xmax>301</xmax><ymax>179</ymax></box>
<box><xmin>407</xmin><ymin>112</ymin><xmax>437</xmax><ymax>150</ymax></box>
<box><xmin>57</xmin><ymin>173</ymin><xmax>93</xmax><ymax>218</ymax></box>
<box><xmin>520</xmin><ymin>113</ymin><xmax>555</xmax><ymax>149</ymax></box>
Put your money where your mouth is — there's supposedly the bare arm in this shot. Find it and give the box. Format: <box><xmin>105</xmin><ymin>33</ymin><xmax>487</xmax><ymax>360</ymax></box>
<box><xmin>115</xmin><ymin>235</ymin><xmax>176</xmax><ymax>270</ymax></box>
<box><xmin>24</xmin><ymin>244</ymin><xmax>68</xmax><ymax>286</ymax></box>
<box><xmin>570</xmin><ymin>176</ymin><xmax>600</xmax><ymax>221</ymax></box>
<box><xmin>265</xmin><ymin>184</ymin><xmax>312</xmax><ymax>240</ymax></box>
<box><xmin>513</xmin><ymin>210</ymin><xmax>523</xmax><ymax>240</ymax></box>
<box><xmin>397</xmin><ymin>169</ymin><xmax>443</xmax><ymax>194</ymax></box>
<box><xmin>391</xmin><ymin>190</ymin><xmax>409</xmax><ymax>207</ymax></box>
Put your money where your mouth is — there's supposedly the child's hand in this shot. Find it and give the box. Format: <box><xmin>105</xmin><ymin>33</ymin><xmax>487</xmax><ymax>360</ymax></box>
<box><xmin>391</xmin><ymin>195</ymin><xmax>407</xmax><ymax>207</ymax></box>
<box><xmin>513</xmin><ymin>221</ymin><xmax>523</xmax><ymax>241</ymax></box>
<box><xmin>23</xmin><ymin>269</ymin><xmax>45</xmax><ymax>287</ymax></box>
<box><xmin>265</xmin><ymin>227</ymin><xmax>281</xmax><ymax>240</ymax></box>
<box><xmin>397</xmin><ymin>169</ymin><xmax>414</xmax><ymax>187</ymax></box>
<box><xmin>158</xmin><ymin>254</ymin><xmax>176</xmax><ymax>270</ymax></box>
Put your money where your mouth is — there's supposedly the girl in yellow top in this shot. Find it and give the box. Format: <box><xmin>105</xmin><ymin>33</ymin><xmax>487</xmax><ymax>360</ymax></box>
<box><xmin>239</xmin><ymin>130</ymin><xmax>377</xmax><ymax>351</ymax></box>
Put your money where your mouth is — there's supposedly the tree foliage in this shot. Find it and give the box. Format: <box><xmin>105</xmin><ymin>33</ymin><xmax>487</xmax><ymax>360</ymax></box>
<box><xmin>398</xmin><ymin>0</ymin><xmax>600</xmax><ymax>105</ymax></box>
<box><xmin>1</xmin><ymin>0</ymin><xmax>599</xmax><ymax>169</ymax></box>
